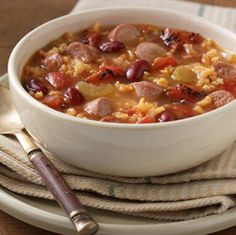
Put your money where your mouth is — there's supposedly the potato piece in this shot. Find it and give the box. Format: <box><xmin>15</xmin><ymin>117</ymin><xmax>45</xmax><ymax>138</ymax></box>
<box><xmin>76</xmin><ymin>81</ymin><xmax>114</xmax><ymax>101</ymax></box>
<box><xmin>171</xmin><ymin>65</ymin><xmax>197</xmax><ymax>84</ymax></box>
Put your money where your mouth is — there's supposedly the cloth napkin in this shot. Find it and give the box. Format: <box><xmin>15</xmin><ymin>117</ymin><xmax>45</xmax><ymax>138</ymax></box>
<box><xmin>1</xmin><ymin>131</ymin><xmax>236</xmax><ymax>221</ymax></box>
<box><xmin>2</xmin><ymin>0</ymin><xmax>236</xmax><ymax>222</ymax></box>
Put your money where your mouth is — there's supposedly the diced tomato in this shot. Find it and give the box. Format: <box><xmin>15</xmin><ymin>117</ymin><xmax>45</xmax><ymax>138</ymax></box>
<box><xmin>100</xmin><ymin>65</ymin><xmax>124</xmax><ymax>77</ymax></box>
<box><xmin>81</xmin><ymin>31</ymin><xmax>100</xmax><ymax>47</ymax></box>
<box><xmin>221</xmin><ymin>79</ymin><xmax>236</xmax><ymax>97</ymax></box>
<box><xmin>45</xmin><ymin>72</ymin><xmax>73</xmax><ymax>90</ymax></box>
<box><xmin>84</xmin><ymin>71</ymin><xmax>103</xmax><ymax>83</ymax></box>
<box><xmin>165</xmin><ymin>85</ymin><xmax>192</xmax><ymax>101</ymax></box>
<box><xmin>100</xmin><ymin>115</ymin><xmax>120</xmax><ymax>123</ymax></box>
<box><xmin>126</xmin><ymin>109</ymin><xmax>136</xmax><ymax>116</ymax></box>
<box><xmin>42</xmin><ymin>95</ymin><xmax>63</xmax><ymax>110</ymax></box>
<box><xmin>177</xmin><ymin>31</ymin><xmax>203</xmax><ymax>44</ymax></box>
<box><xmin>137</xmin><ymin>116</ymin><xmax>156</xmax><ymax>124</ymax></box>
<box><xmin>84</xmin><ymin>65</ymin><xmax>124</xmax><ymax>83</ymax></box>
<box><xmin>160</xmin><ymin>28</ymin><xmax>203</xmax><ymax>50</ymax></box>
<box><xmin>153</xmin><ymin>56</ymin><xmax>177</xmax><ymax>70</ymax></box>
<box><xmin>137</xmin><ymin>25</ymin><xmax>153</xmax><ymax>34</ymax></box>
<box><xmin>167</xmin><ymin>103</ymin><xmax>195</xmax><ymax>119</ymax></box>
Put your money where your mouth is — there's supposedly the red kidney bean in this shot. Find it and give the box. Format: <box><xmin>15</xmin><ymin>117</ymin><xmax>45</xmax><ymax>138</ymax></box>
<box><xmin>126</xmin><ymin>60</ymin><xmax>149</xmax><ymax>82</ymax></box>
<box><xmin>25</xmin><ymin>79</ymin><xmax>48</xmax><ymax>95</ymax></box>
<box><xmin>99</xmin><ymin>41</ymin><xmax>125</xmax><ymax>53</ymax></box>
<box><xmin>64</xmin><ymin>87</ymin><xmax>84</xmax><ymax>105</ymax></box>
<box><xmin>158</xmin><ymin>111</ymin><xmax>176</xmax><ymax>122</ymax></box>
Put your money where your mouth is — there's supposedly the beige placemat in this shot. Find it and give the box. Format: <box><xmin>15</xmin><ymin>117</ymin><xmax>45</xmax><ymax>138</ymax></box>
<box><xmin>1</xmin><ymin>134</ymin><xmax>236</xmax><ymax>221</ymax></box>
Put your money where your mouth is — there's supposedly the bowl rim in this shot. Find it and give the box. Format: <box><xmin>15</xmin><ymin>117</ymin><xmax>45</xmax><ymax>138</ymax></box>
<box><xmin>8</xmin><ymin>6</ymin><xmax>236</xmax><ymax>129</ymax></box>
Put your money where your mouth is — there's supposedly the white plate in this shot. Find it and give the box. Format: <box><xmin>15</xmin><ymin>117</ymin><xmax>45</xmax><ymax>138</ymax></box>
<box><xmin>1</xmin><ymin>73</ymin><xmax>236</xmax><ymax>235</ymax></box>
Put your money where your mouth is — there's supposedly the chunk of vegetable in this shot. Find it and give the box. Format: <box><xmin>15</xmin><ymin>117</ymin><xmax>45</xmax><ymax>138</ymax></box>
<box><xmin>81</xmin><ymin>31</ymin><xmax>101</xmax><ymax>47</ymax></box>
<box><xmin>166</xmin><ymin>84</ymin><xmax>203</xmax><ymax>101</ymax></box>
<box><xmin>160</xmin><ymin>28</ymin><xmax>203</xmax><ymax>50</ymax></box>
<box><xmin>153</xmin><ymin>56</ymin><xmax>177</xmax><ymax>70</ymax></box>
<box><xmin>76</xmin><ymin>81</ymin><xmax>115</xmax><ymax>100</ymax></box>
<box><xmin>171</xmin><ymin>65</ymin><xmax>196</xmax><ymax>84</ymax></box>
<box><xmin>42</xmin><ymin>95</ymin><xmax>63</xmax><ymax>110</ymax></box>
<box><xmin>166</xmin><ymin>103</ymin><xmax>196</xmax><ymax>119</ymax></box>
<box><xmin>137</xmin><ymin>116</ymin><xmax>156</xmax><ymax>124</ymax></box>
<box><xmin>84</xmin><ymin>65</ymin><xmax>124</xmax><ymax>83</ymax></box>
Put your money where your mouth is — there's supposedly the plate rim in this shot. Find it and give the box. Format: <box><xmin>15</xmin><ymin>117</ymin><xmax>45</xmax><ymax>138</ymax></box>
<box><xmin>1</xmin><ymin>73</ymin><xmax>236</xmax><ymax>235</ymax></box>
<box><xmin>2</xmin><ymin>186</ymin><xmax>236</xmax><ymax>235</ymax></box>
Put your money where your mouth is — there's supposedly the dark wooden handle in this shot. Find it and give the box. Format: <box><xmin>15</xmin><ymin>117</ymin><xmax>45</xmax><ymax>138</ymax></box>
<box><xmin>29</xmin><ymin>150</ymin><xmax>98</xmax><ymax>234</ymax></box>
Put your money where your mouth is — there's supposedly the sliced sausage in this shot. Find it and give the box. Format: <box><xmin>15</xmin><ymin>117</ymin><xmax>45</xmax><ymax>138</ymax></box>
<box><xmin>132</xmin><ymin>81</ymin><xmax>162</xmax><ymax>101</ymax></box>
<box><xmin>210</xmin><ymin>90</ymin><xmax>234</xmax><ymax>108</ymax></box>
<box><xmin>85</xmin><ymin>97</ymin><xmax>112</xmax><ymax>117</ymax></box>
<box><xmin>214</xmin><ymin>62</ymin><xmax>236</xmax><ymax>80</ymax></box>
<box><xmin>108</xmin><ymin>24</ymin><xmax>140</xmax><ymax>45</ymax></box>
<box><xmin>66</xmin><ymin>42</ymin><xmax>98</xmax><ymax>63</ymax></box>
<box><xmin>135</xmin><ymin>42</ymin><xmax>166</xmax><ymax>64</ymax></box>
<box><xmin>42</xmin><ymin>53</ymin><xmax>63</xmax><ymax>71</ymax></box>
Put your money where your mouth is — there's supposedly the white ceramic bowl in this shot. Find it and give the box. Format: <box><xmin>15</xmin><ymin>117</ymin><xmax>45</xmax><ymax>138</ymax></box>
<box><xmin>8</xmin><ymin>7</ymin><xmax>236</xmax><ymax>177</ymax></box>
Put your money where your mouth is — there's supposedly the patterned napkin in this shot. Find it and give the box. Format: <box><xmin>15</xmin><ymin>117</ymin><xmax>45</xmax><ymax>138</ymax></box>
<box><xmin>1</xmin><ymin>133</ymin><xmax>236</xmax><ymax>221</ymax></box>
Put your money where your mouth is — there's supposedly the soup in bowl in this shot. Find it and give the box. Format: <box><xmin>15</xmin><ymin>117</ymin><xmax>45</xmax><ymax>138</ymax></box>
<box><xmin>8</xmin><ymin>8</ymin><xmax>236</xmax><ymax>176</ymax></box>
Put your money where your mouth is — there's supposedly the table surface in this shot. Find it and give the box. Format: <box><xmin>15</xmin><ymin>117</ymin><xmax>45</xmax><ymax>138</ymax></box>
<box><xmin>1</xmin><ymin>0</ymin><xmax>236</xmax><ymax>234</ymax></box>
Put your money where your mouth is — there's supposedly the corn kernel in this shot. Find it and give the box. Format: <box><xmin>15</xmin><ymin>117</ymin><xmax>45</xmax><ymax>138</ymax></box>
<box><xmin>34</xmin><ymin>91</ymin><xmax>43</xmax><ymax>99</ymax></box>
<box><xmin>153</xmin><ymin>106</ymin><xmax>165</xmax><ymax>116</ymax></box>
<box><xmin>154</xmin><ymin>78</ymin><xmax>169</xmax><ymax>88</ymax></box>
<box><xmin>66</xmin><ymin>108</ymin><xmax>77</xmax><ymax>116</ymax></box>
<box><xmin>115</xmin><ymin>81</ymin><xmax>134</xmax><ymax>92</ymax></box>
<box><xmin>92</xmin><ymin>22</ymin><xmax>100</xmax><ymax>32</ymax></box>
<box><xmin>127</xmin><ymin>50</ymin><xmax>136</xmax><ymax>60</ymax></box>
<box><xmin>49</xmin><ymin>90</ymin><xmax>61</xmax><ymax>96</ymax></box>
<box><xmin>193</xmin><ymin>105</ymin><xmax>205</xmax><ymax>114</ymax></box>
<box><xmin>133</xmin><ymin>98</ymin><xmax>156</xmax><ymax>114</ymax></box>
<box><xmin>183</xmin><ymin>43</ymin><xmax>196</xmax><ymax>55</ymax></box>
<box><xmin>112</xmin><ymin>112</ymin><xmax>129</xmax><ymax>120</ymax></box>
<box><xmin>197</xmin><ymin>96</ymin><xmax>212</xmax><ymax>107</ymax></box>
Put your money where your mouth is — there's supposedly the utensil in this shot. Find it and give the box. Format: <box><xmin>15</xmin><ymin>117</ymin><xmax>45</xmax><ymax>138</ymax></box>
<box><xmin>0</xmin><ymin>86</ymin><xmax>98</xmax><ymax>235</ymax></box>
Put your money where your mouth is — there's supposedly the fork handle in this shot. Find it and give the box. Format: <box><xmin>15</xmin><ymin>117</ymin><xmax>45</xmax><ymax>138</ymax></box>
<box><xmin>29</xmin><ymin>149</ymin><xmax>98</xmax><ymax>234</ymax></box>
